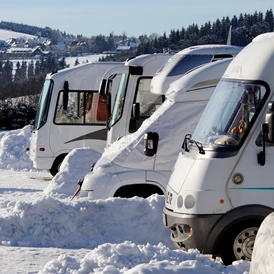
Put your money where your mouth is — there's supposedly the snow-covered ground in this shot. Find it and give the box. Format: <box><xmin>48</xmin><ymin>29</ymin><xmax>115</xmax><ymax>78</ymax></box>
<box><xmin>0</xmin><ymin>125</ymin><xmax>253</xmax><ymax>273</ymax></box>
<box><xmin>65</xmin><ymin>54</ymin><xmax>107</xmax><ymax>68</ymax></box>
<box><xmin>0</xmin><ymin>29</ymin><xmax>37</xmax><ymax>40</ymax></box>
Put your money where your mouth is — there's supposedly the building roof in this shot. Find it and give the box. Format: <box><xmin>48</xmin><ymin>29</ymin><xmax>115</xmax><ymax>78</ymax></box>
<box><xmin>116</xmin><ymin>45</ymin><xmax>131</xmax><ymax>50</ymax></box>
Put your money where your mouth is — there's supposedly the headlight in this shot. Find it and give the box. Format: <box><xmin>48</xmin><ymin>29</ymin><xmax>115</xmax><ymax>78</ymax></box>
<box><xmin>177</xmin><ymin>195</ymin><xmax>183</xmax><ymax>208</ymax></box>
<box><xmin>185</xmin><ymin>195</ymin><xmax>195</xmax><ymax>209</ymax></box>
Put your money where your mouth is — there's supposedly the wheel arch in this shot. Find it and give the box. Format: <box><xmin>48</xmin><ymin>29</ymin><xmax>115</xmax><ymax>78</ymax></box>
<box><xmin>49</xmin><ymin>153</ymin><xmax>68</xmax><ymax>176</ymax></box>
<box><xmin>204</xmin><ymin>204</ymin><xmax>273</xmax><ymax>255</ymax></box>
<box><xmin>114</xmin><ymin>183</ymin><xmax>164</xmax><ymax>198</ymax></box>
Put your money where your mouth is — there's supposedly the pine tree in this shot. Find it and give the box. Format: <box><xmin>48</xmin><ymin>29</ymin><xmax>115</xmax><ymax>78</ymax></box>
<box><xmin>27</xmin><ymin>60</ymin><xmax>35</xmax><ymax>78</ymax></box>
<box><xmin>74</xmin><ymin>58</ymin><xmax>80</xmax><ymax>66</ymax></box>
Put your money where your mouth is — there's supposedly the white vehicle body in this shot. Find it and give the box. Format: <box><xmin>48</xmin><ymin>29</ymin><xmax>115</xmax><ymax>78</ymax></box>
<box><xmin>79</xmin><ymin>58</ymin><xmax>234</xmax><ymax>200</ymax></box>
<box><xmin>163</xmin><ymin>33</ymin><xmax>274</xmax><ymax>265</ymax></box>
<box><xmin>101</xmin><ymin>54</ymin><xmax>172</xmax><ymax>147</ymax></box>
<box><xmin>30</xmin><ymin>62</ymin><xmax>123</xmax><ymax>176</ymax></box>
<box><xmin>105</xmin><ymin>46</ymin><xmax>242</xmax><ymax>148</ymax></box>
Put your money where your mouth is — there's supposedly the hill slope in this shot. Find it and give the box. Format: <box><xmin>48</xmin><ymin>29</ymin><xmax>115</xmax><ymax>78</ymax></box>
<box><xmin>0</xmin><ymin>29</ymin><xmax>37</xmax><ymax>40</ymax></box>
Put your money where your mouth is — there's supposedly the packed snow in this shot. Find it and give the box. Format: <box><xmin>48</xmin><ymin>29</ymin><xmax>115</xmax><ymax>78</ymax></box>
<box><xmin>249</xmin><ymin>211</ymin><xmax>274</xmax><ymax>274</ymax></box>
<box><xmin>0</xmin><ymin>125</ymin><xmax>262</xmax><ymax>273</ymax></box>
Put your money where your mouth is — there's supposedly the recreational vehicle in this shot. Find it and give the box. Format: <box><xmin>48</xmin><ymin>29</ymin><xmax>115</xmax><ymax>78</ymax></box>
<box><xmin>98</xmin><ymin>54</ymin><xmax>172</xmax><ymax>147</ymax></box>
<box><xmin>29</xmin><ymin>61</ymin><xmax>123</xmax><ymax>176</ymax></box>
<box><xmin>163</xmin><ymin>33</ymin><xmax>274</xmax><ymax>265</ymax></box>
<box><xmin>30</xmin><ymin>54</ymin><xmax>170</xmax><ymax>176</ymax></box>
<box><xmin>71</xmin><ymin>44</ymin><xmax>242</xmax><ymax>200</ymax></box>
<box><xmin>76</xmin><ymin>58</ymin><xmax>234</xmax><ymax>200</ymax></box>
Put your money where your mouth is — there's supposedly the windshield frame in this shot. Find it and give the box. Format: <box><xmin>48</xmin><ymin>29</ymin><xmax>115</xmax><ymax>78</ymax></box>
<box><xmin>188</xmin><ymin>79</ymin><xmax>270</xmax><ymax>153</ymax></box>
<box><xmin>33</xmin><ymin>79</ymin><xmax>53</xmax><ymax>130</ymax></box>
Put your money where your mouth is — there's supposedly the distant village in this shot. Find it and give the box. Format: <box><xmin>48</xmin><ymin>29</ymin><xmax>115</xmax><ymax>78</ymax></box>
<box><xmin>0</xmin><ymin>33</ymin><xmax>141</xmax><ymax>61</ymax></box>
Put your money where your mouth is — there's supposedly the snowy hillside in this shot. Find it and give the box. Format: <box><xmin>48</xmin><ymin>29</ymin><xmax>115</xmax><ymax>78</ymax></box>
<box><xmin>0</xmin><ymin>29</ymin><xmax>37</xmax><ymax>40</ymax></box>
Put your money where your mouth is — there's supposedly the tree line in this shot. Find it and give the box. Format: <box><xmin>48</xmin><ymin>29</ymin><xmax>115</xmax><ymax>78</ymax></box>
<box><xmin>0</xmin><ymin>56</ymin><xmax>67</xmax><ymax>129</ymax></box>
<box><xmin>0</xmin><ymin>56</ymin><xmax>67</xmax><ymax>101</ymax></box>
<box><xmin>135</xmin><ymin>9</ymin><xmax>274</xmax><ymax>55</ymax></box>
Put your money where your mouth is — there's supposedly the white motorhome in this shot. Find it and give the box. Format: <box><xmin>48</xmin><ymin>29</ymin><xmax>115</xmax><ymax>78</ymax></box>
<box><xmin>29</xmin><ymin>61</ymin><xmax>123</xmax><ymax>176</ymax></box>
<box><xmin>103</xmin><ymin>46</ymin><xmax>242</xmax><ymax>148</ymax></box>
<box><xmin>98</xmin><ymin>54</ymin><xmax>172</xmax><ymax>147</ymax></box>
<box><xmin>163</xmin><ymin>33</ymin><xmax>274</xmax><ymax>265</ymax></box>
<box><xmin>76</xmin><ymin>58</ymin><xmax>234</xmax><ymax>200</ymax></box>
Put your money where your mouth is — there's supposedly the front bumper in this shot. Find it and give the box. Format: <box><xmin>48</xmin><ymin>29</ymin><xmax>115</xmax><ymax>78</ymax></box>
<box><xmin>163</xmin><ymin>207</ymin><xmax>222</xmax><ymax>253</ymax></box>
<box><xmin>77</xmin><ymin>170</ymin><xmax>122</xmax><ymax>200</ymax></box>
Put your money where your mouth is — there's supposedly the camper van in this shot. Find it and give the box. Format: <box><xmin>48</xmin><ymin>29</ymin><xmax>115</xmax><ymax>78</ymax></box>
<box><xmin>163</xmin><ymin>33</ymin><xmax>274</xmax><ymax>265</ymax></box>
<box><xmin>29</xmin><ymin>61</ymin><xmax>123</xmax><ymax>176</ymax></box>
<box><xmin>98</xmin><ymin>54</ymin><xmax>173</xmax><ymax>147</ymax></box>
<box><xmin>30</xmin><ymin>54</ymin><xmax>171</xmax><ymax>176</ymax></box>
<box><xmin>76</xmin><ymin>58</ymin><xmax>234</xmax><ymax>200</ymax></box>
<box><xmin>73</xmin><ymin>45</ymin><xmax>242</xmax><ymax>200</ymax></box>
<box><xmin>102</xmin><ymin>46</ymin><xmax>242</xmax><ymax>148</ymax></box>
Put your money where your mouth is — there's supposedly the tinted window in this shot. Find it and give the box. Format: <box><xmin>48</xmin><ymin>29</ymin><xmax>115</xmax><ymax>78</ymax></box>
<box><xmin>167</xmin><ymin>54</ymin><xmax>213</xmax><ymax>76</ymax></box>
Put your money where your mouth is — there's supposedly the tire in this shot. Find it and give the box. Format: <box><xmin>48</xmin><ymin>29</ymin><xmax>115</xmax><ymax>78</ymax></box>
<box><xmin>49</xmin><ymin>154</ymin><xmax>67</xmax><ymax>176</ymax></box>
<box><xmin>220</xmin><ymin>221</ymin><xmax>260</xmax><ymax>265</ymax></box>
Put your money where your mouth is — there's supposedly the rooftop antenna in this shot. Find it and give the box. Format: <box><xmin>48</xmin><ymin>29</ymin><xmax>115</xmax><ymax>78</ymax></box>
<box><xmin>226</xmin><ymin>25</ymin><xmax>232</xmax><ymax>45</ymax></box>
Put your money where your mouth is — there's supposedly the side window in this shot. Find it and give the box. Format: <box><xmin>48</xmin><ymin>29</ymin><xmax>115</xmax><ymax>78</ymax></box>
<box><xmin>167</xmin><ymin>54</ymin><xmax>213</xmax><ymax>77</ymax></box>
<box><xmin>54</xmin><ymin>91</ymin><xmax>108</xmax><ymax>125</ymax></box>
<box><xmin>86</xmin><ymin>93</ymin><xmax>108</xmax><ymax>124</ymax></box>
<box><xmin>129</xmin><ymin>78</ymin><xmax>165</xmax><ymax>133</ymax></box>
<box><xmin>135</xmin><ymin>78</ymin><xmax>164</xmax><ymax>118</ymax></box>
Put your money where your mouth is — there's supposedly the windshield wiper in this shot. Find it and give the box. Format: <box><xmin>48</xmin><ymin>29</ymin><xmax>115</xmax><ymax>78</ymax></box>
<box><xmin>192</xmin><ymin>139</ymin><xmax>205</xmax><ymax>154</ymax></box>
<box><xmin>182</xmin><ymin>134</ymin><xmax>205</xmax><ymax>154</ymax></box>
<box><xmin>182</xmin><ymin>134</ymin><xmax>192</xmax><ymax>152</ymax></box>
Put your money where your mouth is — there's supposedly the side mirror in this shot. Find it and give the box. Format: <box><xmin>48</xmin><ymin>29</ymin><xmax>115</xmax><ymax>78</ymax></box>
<box><xmin>99</xmin><ymin>79</ymin><xmax>107</xmax><ymax>95</ymax></box>
<box><xmin>257</xmin><ymin>123</ymin><xmax>269</xmax><ymax>166</ymax></box>
<box><xmin>132</xmin><ymin>103</ymin><xmax>140</xmax><ymax>120</ymax></box>
<box><xmin>144</xmin><ymin>132</ymin><xmax>159</xmax><ymax>157</ymax></box>
<box><xmin>129</xmin><ymin>103</ymin><xmax>140</xmax><ymax>131</ymax></box>
<box><xmin>266</xmin><ymin>102</ymin><xmax>274</xmax><ymax>143</ymax></box>
<box><xmin>63</xmin><ymin>81</ymin><xmax>69</xmax><ymax>111</ymax></box>
<box><xmin>128</xmin><ymin>66</ymin><xmax>143</xmax><ymax>75</ymax></box>
<box><xmin>30</xmin><ymin>119</ymin><xmax>34</xmax><ymax>132</ymax></box>
<box><xmin>105</xmin><ymin>79</ymin><xmax>112</xmax><ymax>94</ymax></box>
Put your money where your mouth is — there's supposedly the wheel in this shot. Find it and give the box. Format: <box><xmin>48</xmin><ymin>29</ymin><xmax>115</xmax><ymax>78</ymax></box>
<box><xmin>173</xmin><ymin>241</ymin><xmax>186</xmax><ymax>250</ymax></box>
<box><xmin>233</xmin><ymin>227</ymin><xmax>258</xmax><ymax>260</ymax></box>
<box><xmin>49</xmin><ymin>154</ymin><xmax>67</xmax><ymax>176</ymax></box>
<box><xmin>220</xmin><ymin>221</ymin><xmax>260</xmax><ymax>265</ymax></box>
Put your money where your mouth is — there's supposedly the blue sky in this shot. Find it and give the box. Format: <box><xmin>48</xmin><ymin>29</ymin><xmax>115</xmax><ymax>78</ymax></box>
<box><xmin>0</xmin><ymin>0</ymin><xmax>273</xmax><ymax>37</ymax></box>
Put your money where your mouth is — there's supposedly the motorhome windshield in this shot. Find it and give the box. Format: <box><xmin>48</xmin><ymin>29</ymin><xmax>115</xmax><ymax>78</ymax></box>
<box><xmin>156</xmin><ymin>54</ymin><xmax>213</xmax><ymax>76</ymax></box>
<box><xmin>109</xmin><ymin>73</ymin><xmax>129</xmax><ymax>127</ymax></box>
<box><xmin>33</xmin><ymin>79</ymin><xmax>53</xmax><ymax>130</ymax></box>
<box><xmin>190</xmin><ymin>80</ymin><xmax>268</xmax><ymax>150</ymax></box>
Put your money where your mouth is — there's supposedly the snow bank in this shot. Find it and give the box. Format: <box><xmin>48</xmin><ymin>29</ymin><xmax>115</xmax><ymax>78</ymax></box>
<box><xmin>44</xmin><ymin>148</ymin><xmax>101</xmax><ymax>196</ymax></box>
<box><xmin>0</xmin><ymin>125</ymin><xmax>36</xmax><ymax>171</ymax></box>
